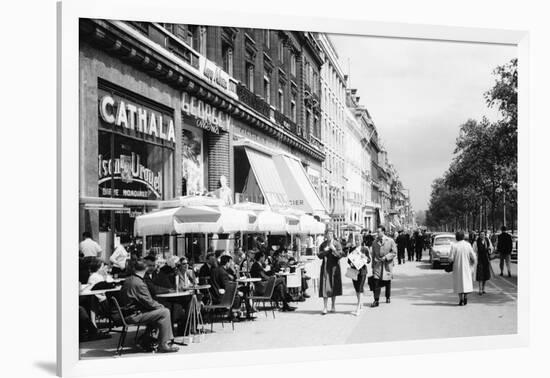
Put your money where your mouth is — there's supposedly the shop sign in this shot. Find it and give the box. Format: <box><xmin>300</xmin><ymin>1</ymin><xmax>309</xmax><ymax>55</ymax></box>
<box><xmin>181</xmin><ymin>92</ymin><xmax>232</xmax><ymax>133</ymax></box>
<box><xmin>199</xmin><ymin>57</ymin><xmax>238</xmax><ymax>97</ymax></box>
<box><xmin>98</xmin><ymin>152</ymin><xmax>163</xmax><ymax>199</ymax></box>
<box><xmin>99</xmin><ymin>94</ymin><xmax>176</xmax><ymax>143</ymax></box>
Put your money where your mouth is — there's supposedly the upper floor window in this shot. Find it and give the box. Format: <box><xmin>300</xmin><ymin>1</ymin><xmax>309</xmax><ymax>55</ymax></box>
<box><xmin>263</xmin><ymin>74</ymin><xmax>271</xmax><ymax>104</ymax></box>
<box><xmin>264</xmin><ymin>29</ymin><xmax>270</xmax><ymax>49</ymax></box>
<box><xmin>222</xmin><ymin>44</ymin><xmax>233</xmax><ymax>76</ymax></box>
<box><xmin>278</xmin><ymin>40</ymin><xmax>284</xmax><ymax>62</ymax></box>
<box><xmin>186</xmin><ymin>25</ymin><xmax>207</xmax><ymax>55</ymax></box>
<box><xmin>246</xmin><ymin>63</ymin><xmax>255</xmax><ymax>92</ymax></box>
<box><xmin>290</xmin><ymin>53</ymin><xmax>296</xmax><ymax>76</ymax></box>
<box><xmin>278</xmin><ymin>88</ymin><xmax>284</xmax><ymax>113</ymax></box>
<box><xmin>291</xmin><ymin>93</ymin><xmax>297</xmax><ymax>122</ymax></box>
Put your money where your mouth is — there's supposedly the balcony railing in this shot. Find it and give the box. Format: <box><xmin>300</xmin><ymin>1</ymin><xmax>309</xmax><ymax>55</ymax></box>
<box><xmin>236</xmin><ymin>83</ymin><xmax>271</xmax><ymax>118</ymax></box>
<box><xmin>274</xmin><ymin>108</ymin><xmax>297</xmax><ymax>132</ymax></box>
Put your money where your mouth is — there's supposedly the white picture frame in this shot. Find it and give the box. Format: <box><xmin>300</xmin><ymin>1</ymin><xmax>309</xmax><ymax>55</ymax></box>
<box><xmin>58</xmin><ymin>0</ymin><xmax>529</xmax><ymax>376</ymax></box>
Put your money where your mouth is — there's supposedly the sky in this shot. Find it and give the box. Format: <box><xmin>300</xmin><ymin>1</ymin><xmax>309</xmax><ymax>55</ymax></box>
<box><xmin>329</xmin><ymin>34</ymin><xmax>516</xmax><ymax>213</ymax></box>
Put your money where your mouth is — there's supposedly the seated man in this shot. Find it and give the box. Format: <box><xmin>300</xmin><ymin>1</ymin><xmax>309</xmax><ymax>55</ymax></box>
<box><xmin>143</xmin><ymin>255</ymin><xmax>170</xmax><ymax>296</ymax></box>
<box><xmin>211</xmin><ymin>255</ymin><xmax>256</xmax><ymax>318</ymax></box>
<box><xmin>250</xmin><ymin>252</ymin><xmax>296</xmax><ymax>312</ymax></box>
<box><xmin>152</xmin><ymin>256</ymin><xmax>192</xmax><ymax>336</ymax></box>
<box><xmin>198</xmin><ymin>252</ymin><xmax>217</xmax><ymax>284</ymax></box>
<box><xmin>119</xmin><ymin>259</ymin><xmax>179</xmax><ymax>353</ymax></box>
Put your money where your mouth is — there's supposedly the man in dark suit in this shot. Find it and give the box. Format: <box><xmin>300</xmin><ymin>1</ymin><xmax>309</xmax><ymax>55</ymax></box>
<box><xmin>395</xmin><ymin>230</ymin><xmax>408</xmax><ymax>265</ymax></box>
<box><xmin>119</xmin><ymin>259</ymin><xmax>179</xmax><ymax>353</ymax></box>
<box><xmin>407</xmin><ymin>231</ymin><xmax>415</xmax><ymax>261</ymax></box>
<box><xmin>198</xmin><ymin>252</ymin><xmax>217</xmax><ymax>284</ymax></box>
<box><xmin>497</xmin><ymin>226</ymin><xmax>513</xmax><ymax>277</ymax></box>
<box><xmin>143</xmin><ymin>255</ymin><xmax>170</xmax><ymax>296</ymax></box>
<box><xmin>250</xmin><ymin>252</ymin><xmax>295</xmax><ymax>312</ymax></box>
<box><xmin>211</xmin><ymin>255</ymin><xmax>255</xmax><ymax>318</ymax></box>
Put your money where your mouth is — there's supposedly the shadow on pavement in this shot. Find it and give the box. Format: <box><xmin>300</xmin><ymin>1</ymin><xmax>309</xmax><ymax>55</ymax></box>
<box><xmin>392</xmin><ymin>271</ymin><xmax>517</xmax><ymax>307</ymax></box>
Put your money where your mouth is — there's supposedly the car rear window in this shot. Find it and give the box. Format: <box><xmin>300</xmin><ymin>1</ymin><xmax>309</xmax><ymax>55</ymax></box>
<box><xmin>434</xmin><ymin>237</ymin><xmax>454</xmax><ymax>245</ymax></box>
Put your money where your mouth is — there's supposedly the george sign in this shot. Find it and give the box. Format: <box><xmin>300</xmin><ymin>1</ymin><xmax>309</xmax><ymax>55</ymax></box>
<box><xmin>99</xmin><ymin>94</ymin><xmax>176</xmax><ymax>144</ymax></box>
<box><xmin>181</xmin><ymin>92</ymin><xmax>232</xmax><ymax>133</ymax></box>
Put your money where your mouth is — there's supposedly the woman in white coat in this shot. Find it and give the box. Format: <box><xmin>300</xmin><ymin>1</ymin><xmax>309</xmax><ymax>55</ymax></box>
<box><xmin>449</xmin><ymin>230</ymin><xmax>477</xmax><ymax>306</ymax></box>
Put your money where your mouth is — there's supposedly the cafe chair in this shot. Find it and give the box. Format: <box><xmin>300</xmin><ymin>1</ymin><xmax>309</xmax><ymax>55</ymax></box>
<box><xmin>202</xmin><ymin>282</ymin><xmax>238</xmax><ymax>332</ymax></box>
<box><xmin>109</xmin><ymin>297</ymin><xmax>140</xmax><ymax>356</ymax></box>
<box><xmin>286</xmin><ymin>268</ymin><xmax>302</xmax><ymax>300</ymax></box>
<box><xmin>249</xmin><ymin>276</ymin><xmax>277</xmax><ymax>319</ymax></box>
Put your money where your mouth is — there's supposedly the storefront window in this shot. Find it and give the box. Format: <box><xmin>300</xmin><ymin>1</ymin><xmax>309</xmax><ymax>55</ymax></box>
<box><xmin>98</xmin><ymin>131</ymin><xmax>173</xmax><ymax>200</ymax></box>
<box><xmin>181</xmin><ymin>126</ymin><xmax>204</xmax><ymax>195</ymax></box>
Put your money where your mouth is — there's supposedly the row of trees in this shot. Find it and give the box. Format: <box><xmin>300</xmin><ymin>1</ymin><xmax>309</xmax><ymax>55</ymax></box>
<box><xmin>426</xmin><ymin>58</ymin><xmax>517</xmax><ymax>232</ymax></box>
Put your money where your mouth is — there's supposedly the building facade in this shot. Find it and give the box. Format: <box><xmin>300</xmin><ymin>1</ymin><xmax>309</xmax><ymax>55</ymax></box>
<box><xmin>78</xmin><ymin>20</ymin><xmax>328</xmax><ymax>260</ymax></box>
<box><xmin>317</xmin><ymin>34</ymin><xmax>346</xmax><ymax>237</ymax></box>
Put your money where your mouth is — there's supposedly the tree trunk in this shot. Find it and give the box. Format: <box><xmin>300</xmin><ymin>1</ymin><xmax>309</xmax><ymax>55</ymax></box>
<box><xmin>491</xmin><ymin>189</ymin><xmax>497</xmax><ymax>233</ymax></box>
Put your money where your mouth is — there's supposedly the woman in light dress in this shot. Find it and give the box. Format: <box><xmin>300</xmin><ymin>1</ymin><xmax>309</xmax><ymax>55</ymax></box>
<box><xmin>449</xmin><ymin>230</ymin><xmax>477</xmax><ymax>306</ymax></box>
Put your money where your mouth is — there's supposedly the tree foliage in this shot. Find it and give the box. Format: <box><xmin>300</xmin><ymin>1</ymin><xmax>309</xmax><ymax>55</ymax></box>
<box><xmin>426</xmin><ymin>58</ymin><xmax>517</xmax><ymax>231</ymax></box>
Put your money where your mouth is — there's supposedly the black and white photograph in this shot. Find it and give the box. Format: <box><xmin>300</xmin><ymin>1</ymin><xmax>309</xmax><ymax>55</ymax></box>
<box><xmin>75</xmin><ymin>16</ymin><xmax>519</xmax><ymax>360</ymax></box>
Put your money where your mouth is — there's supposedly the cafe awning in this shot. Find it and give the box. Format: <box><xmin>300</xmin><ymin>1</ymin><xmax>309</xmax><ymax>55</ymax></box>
<box><xmin>273</xmin><ymin>154</ymin><xmax>328</xmax><ymax>216</ymax></box>
<box><xmin>244</xmin><ymin>148</ymin><xmax>288</xmax><ymax>207</ymax></box>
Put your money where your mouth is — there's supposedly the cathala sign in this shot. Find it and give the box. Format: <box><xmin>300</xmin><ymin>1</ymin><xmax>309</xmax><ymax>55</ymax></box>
<box><xmin>99</xmin><ymin>94</ymin><xmax>176</xmax><ymax>144</ymax></box>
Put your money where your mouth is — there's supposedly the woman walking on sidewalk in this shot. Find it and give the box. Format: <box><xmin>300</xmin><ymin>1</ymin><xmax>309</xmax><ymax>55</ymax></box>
<box><xmin>449</xmin><ymin>230</ymin><xmax>477</xmax><ymax>306</ymax></box>
<box><xmin>318</xmin><ymin>228</ymin><xmax>344</xmax><ymax>315</ymax></box>
<box><xmin>347</xmin><ymin>244</ymin><xmax>371</xmax><ymax>316</ymax></box>
<box><xmin>474</xmin><ymin>230</ymin><xmax>494</xmax><ymax>295</ymax></box>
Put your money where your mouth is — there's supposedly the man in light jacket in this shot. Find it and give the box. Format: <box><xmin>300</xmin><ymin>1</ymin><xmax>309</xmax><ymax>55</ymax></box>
<box><xmin>370</xmin><ymin>225</ymin><xmax>397</xmax><ymax>307</ymax></box>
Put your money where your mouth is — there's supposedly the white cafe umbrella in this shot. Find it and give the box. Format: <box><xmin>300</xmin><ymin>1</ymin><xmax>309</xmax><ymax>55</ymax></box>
<box><xmin>311</xmin><ymin>220</ymin><xmax>326</xmax><ymax>235</ymax></box>
<box><xmin>134</xmin><ymin>206</ymin><xmax>221</xmax><ymax>236</ymax></box>
<box><xmin>232</xmin><ymin>202</ymin><xmax>289</xmax><ymax>233</ymax></box>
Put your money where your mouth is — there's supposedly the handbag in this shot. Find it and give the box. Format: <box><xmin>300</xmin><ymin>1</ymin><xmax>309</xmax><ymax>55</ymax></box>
<box><xmin>345</xmin><ymin>267</ymin><xmax>359</xmax><ymax>280</ymax></box>
<box><xmin>445</xmin><ymin>262</ymin><xmax>453</xmax><ymax>273</ymax></box>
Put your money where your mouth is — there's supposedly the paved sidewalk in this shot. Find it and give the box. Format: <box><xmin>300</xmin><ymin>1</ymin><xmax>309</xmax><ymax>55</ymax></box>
<box><xmin>79</xmin><ymin>257</ymin><xmax>517</xmax><ymax>359</ymax></box>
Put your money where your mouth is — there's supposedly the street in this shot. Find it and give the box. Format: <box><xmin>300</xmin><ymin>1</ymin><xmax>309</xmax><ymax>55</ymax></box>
<box><xmin>80</xmin><ymin>256</ymin><xmax>517</xmax><ymax>359</ymax></box>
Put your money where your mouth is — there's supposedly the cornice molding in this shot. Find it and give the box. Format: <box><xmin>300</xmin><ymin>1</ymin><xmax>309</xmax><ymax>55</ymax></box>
<box><xmin>79</xmin><ymin>19</ymin><xmax>325</xmax><ymax>162</ymax></box>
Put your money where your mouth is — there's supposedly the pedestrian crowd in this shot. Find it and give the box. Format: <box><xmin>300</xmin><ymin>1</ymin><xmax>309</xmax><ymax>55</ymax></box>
<box><xmin>448</xmin><ymin>226</ymin><xmax>514</xmax><ymax>305</ymax></box>
<box><xmin>77</xmin><ymin>223</ymin><xmax>516</xmax><ymax>354</ymax></box>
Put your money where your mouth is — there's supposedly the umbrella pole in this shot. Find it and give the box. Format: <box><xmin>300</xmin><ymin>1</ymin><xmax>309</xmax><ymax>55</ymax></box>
<box><xmin>204</xmin><ymin>233</ymin><xmax>208</xmax><ymax>260</ymax></box>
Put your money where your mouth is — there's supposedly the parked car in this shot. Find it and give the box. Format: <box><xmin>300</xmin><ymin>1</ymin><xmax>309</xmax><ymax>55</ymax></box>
<box><xmin>430</xmin><ymin>233</ymin><xmax>455</xmax><ymax>268</ymax></box>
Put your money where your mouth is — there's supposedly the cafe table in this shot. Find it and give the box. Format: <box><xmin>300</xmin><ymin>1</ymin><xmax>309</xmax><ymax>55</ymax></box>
<box><xmin>166</xmin><ymin>284</ymin><xmax>211</xmax><ymax>341</ymax></box>
<box><xmin>156</xmin><ymin>290</ymin><xmax>194</xmax><ymax>345</ymax></box>
<box><xmin>79</xmin><ymin>287</ymin><xmax>121</xmax><ymax>296</ymax></box>
<box><xmin>79</xmin><ymin>286</ymin><xmax>122</xmax><ymax>326</ymax></box>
